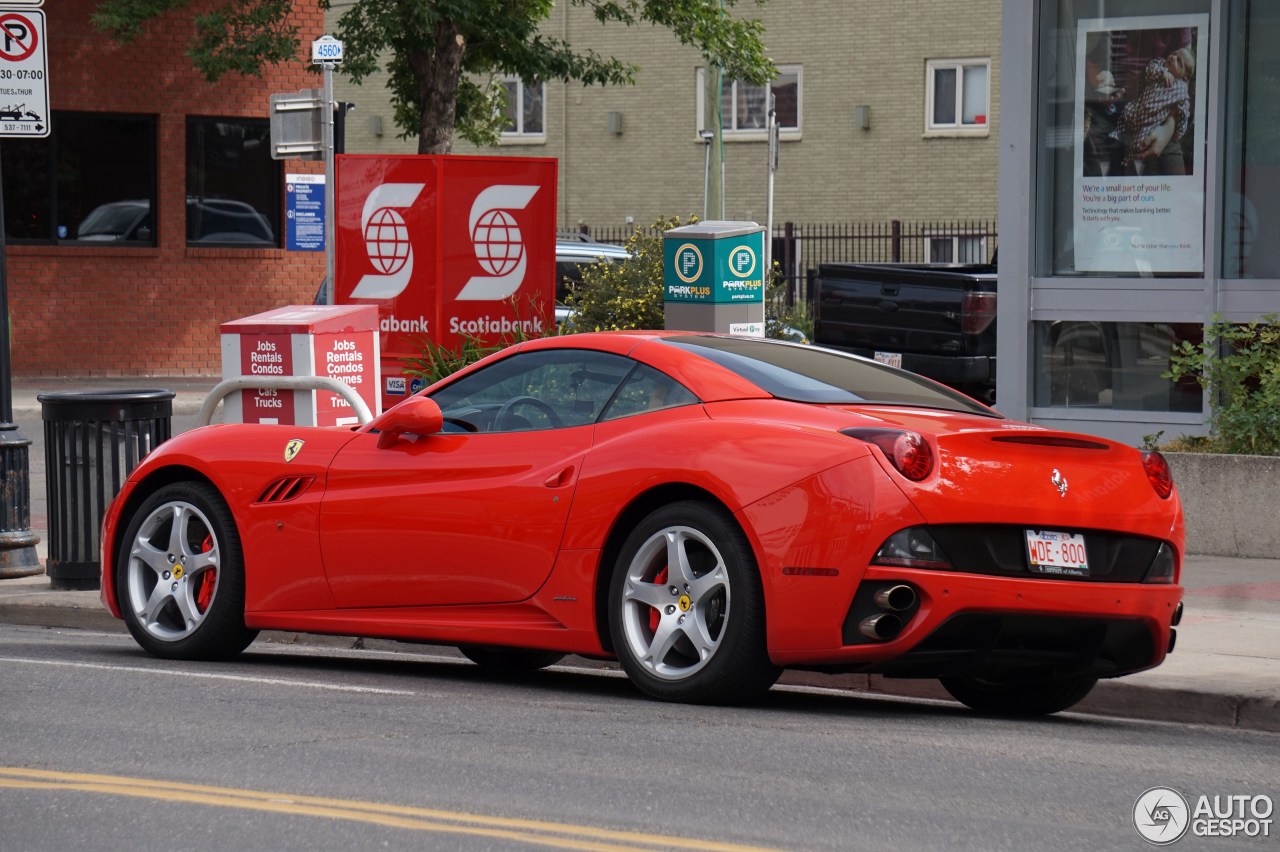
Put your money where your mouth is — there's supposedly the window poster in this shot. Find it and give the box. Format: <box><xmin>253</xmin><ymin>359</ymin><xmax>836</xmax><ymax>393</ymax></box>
<box><xmin>1073</xmin><ymin>14</ymin><xmax>1208</xmax><ymax>274</ymax></box>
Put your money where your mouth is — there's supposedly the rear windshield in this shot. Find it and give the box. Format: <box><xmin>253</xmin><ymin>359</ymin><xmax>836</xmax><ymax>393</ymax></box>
<box><xmin>661</xmin><ymin>336</ymin><xmax>998</xmax><ymax>415</ymax></box>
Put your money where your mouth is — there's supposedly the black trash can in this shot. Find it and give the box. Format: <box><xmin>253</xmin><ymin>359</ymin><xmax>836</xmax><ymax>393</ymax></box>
<box><xmin>39</xmin><ymin>390</ymin><xmax>175</xmax><ymax>590</ymax></box>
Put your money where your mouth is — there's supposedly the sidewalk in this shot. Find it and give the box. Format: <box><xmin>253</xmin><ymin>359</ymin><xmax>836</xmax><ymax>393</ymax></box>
<box><xmin>2</xmin><ymin>377</ymin><xmax>1278</xmax><ymax>732</ymax></box>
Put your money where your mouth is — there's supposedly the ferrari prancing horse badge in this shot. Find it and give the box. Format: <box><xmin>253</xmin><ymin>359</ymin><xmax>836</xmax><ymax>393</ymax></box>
<box><xmin>284</xmin><ymin>439</ymin><xmax>304</xmax><ymax>463</ymax></box>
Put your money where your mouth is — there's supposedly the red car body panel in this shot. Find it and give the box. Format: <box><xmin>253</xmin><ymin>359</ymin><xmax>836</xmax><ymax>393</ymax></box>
<box><xmin>101</xmin><ymin>331</ymin><xmax>1184</xmax><ymax>683</ymax></box>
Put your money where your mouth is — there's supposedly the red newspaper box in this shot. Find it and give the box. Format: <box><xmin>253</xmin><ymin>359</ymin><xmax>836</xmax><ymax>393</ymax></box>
<box><xmin>334</xmin><ymin>155</ymin><xmax>557</xmax><ymax>410</ymax></box>
<box><xmin>220</xmin><ymin>304</ymin><xmax>380</xmax><ymax>426</ymax></box>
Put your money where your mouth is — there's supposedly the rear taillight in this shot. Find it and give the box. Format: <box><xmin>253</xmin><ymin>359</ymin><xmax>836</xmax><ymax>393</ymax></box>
<box><xmin>961</xmin><ymin>290</ymin><xmax>996</xmax><ymax>335</ymax></box>
<box><xmin>842</xmin><ymin>428</ymin><xmax>935</xmax><ymax>481</ymax></box>
<box><xmin>1142</xmin><ymin>450</ymin><xmax>1174</xmax><ymax>499</ymax></box>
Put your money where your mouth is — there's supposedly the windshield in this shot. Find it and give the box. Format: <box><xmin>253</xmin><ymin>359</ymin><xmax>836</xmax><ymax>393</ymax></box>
<box><xmin>661</xmin><ymin>336</ymin><xmax>998</xmax><ymax>415</ymax></box>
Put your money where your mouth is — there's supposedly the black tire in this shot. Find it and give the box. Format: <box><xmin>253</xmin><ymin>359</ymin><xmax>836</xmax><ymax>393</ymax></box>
<box><xmin>458</xmin><ymin>645</ymin><xmax>566</xmax><ymax>671</ymax></box>
<box><xmin>607</xmin><ymin>501</ymin><xmax>780</xmax><ymax>704</ymax></box>
<box><xmin>940</xmin><ymin>675</ymin><xmax>1098</xmax><ymax>716</ymax></box>
<box><xmin>115</xmin><ymin>481</ymin><xmax>258</xmax><ymax>661</ymax></box>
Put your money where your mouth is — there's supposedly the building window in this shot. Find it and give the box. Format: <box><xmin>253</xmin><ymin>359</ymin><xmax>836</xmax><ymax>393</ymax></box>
<box><xmin>1036</xmin><ymin>7</ymin><xmax>1209</xmax><ymax>277</ymax></box>
<box><xmin>501</xmin><ymin>76</ymin><xmax>545</xmax><ymax>138</ymax></box>
<box><xmin>1223</xmin><ymin>0</ymin><xmax>1280</xmax><ymax>278</ymax></box>
<box><xmin>925</xmin><ymin>232</ymin><xmax>989</xmax><ymax>263</ymax></box>
<box><xmin>926</xmin><ymin>59</ymin><xmax>990</xmax><ymax>132</ymax></box>
<box><xmin>1033</xmin><ymin>321</ymin><xmax>1202</xmax><ymax>412</ymax></box>
<box><xmin>186</xmin><ymin>117</ymin><xmax>279</xmax><ymax>246</ymax></box>
<box><xmin>2</xmin><ymin>112</ymin><xmax>157</xmax><ymax>244</ymax></box>
<box><xmin>698</xmin><ymin>66</ymin><xmax>801</xmax><ymax>138</ymax></box>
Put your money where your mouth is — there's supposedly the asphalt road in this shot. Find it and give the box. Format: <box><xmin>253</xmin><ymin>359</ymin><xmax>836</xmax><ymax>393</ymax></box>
<box><xmin>2</xmin><ymin>624</ymin><xmax>1276</xmax><ymax>851</ymax></box>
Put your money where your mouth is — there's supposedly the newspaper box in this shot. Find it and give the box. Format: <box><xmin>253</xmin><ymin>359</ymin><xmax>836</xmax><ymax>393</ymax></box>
<box><xmin>220</xmin><ymin>305</ymin><xmax>380</xmax><ymax>425</ymax></box>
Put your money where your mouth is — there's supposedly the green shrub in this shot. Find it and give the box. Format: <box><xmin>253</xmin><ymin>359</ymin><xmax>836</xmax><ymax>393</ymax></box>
<box><xmin>562</xmin><ymin>216</ymin><xmax>682</xmax><ymax>332</ymax></box>
<box><xmin>1164</xmin><ymin>314</ymin><xmax>1280</xmax><ymax>455</ymax></box>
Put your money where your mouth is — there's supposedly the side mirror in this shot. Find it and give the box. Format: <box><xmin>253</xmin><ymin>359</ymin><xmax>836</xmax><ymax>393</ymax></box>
<box><xmin>371</xmin><ymin>396</ymin><xmax>445</xmax><ymax>449</ymax></box>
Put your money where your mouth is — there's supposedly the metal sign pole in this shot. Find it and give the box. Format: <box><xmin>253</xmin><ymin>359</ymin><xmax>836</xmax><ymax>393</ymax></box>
<box><xmin>323</xmin><ymin>61</ymin><xmax>336</xmax><ymax>305</ymax></box>
<box><xmin>765</xmin><ymin>92</ymin><xmax>777</xmax><ymax>281</ymax></box>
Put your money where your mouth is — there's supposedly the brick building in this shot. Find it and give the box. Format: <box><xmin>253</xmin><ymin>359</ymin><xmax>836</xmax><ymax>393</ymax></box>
<box><xmin>1</xmin><ymin>0</ymin><xmax>325</xmax><ymax>377</ymax></box>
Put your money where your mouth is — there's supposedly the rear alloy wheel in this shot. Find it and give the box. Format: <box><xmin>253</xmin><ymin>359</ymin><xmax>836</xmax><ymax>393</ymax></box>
<box><xmin>940</xmin><ymin>675</ymin><xmax>1098</xmax><ymax>716</ymax></box>
<box><xmin>458</xmin><ymin>645</ymin><xmax>566</xmax><ymax>671</ymax></box>
<box><xmin>608</xmin><ymin>501</ymin><xmax>779</xmax><ymax>704</ymax></box>
<box><xmin>116</xmin><ymin>482</ymin><xmax>257</xmax><ymax>660</ymax></box>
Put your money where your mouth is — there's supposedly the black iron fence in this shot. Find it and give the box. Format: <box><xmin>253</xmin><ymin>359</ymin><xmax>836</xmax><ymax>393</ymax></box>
<box><xmin>573</xmin><ymin>219</ymin><xmax>999</xmax><ymax>308</ymax></box>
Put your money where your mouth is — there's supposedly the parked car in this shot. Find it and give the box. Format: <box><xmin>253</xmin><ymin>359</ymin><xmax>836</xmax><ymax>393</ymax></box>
<box><xmin>813</xmin><ymin>256</ymin><xmax>997</xmax><ymax>402</ymax></box>
<box><xmin>75</xmin><ymin>197</ymin><xmax>275</xmax><ymax>244</ymax></box>
<box><xmin>555</xmin><ymin>236</ymin><xmax>632</xmax><ymax>325</ymax></box>
<box><xmin>100</xmin><ymin>332</ymin><xmax>1184</xmax><ymax>715</ymax></box>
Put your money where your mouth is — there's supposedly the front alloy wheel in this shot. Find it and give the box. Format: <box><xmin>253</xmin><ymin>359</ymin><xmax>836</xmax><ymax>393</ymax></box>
<box><xmin>609</xmin><ymin>501</ymin><xmax>779</xmax><ymax>704</ymax></box>
<box><xmin>117</xmin><ymin>482</ymin><xmax>257</xmax><ymax>660</ymax></box>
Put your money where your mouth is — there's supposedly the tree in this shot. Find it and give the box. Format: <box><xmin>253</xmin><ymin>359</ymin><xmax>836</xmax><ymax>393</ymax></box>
<box><xmin>92</xmin><ymin>0</ymin><xmax>775</xmax><ymax>154</ymax></box>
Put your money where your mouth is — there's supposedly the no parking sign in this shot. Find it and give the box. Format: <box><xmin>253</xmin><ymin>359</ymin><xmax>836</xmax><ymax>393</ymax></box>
<box><xmin>0</xmin><ymin>6</ymin><xmax>48</xmax><ymax>138</ymax></box>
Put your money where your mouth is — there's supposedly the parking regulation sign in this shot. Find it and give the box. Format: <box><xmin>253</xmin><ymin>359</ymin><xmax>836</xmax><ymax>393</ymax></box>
<box><xmin>0</xmin><ymin>8</ymin><xmax>48</xmax><ymax>138</ymax></box>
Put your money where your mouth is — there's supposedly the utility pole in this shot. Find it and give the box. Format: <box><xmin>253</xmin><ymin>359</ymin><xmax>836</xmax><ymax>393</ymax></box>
<box><xmin>703</xmin><ymin>65</ymin><xmax>724</xmax><ymax>220</ymax></box>
<box><xmin>0</xmin><ymin>3</ymin><xmax>48</xmax><ymax>578</ymax></box>
<box><xmin>0</xmin><ymin>153</ymin><xmax>41</xmax><ymax>579</ymax></box>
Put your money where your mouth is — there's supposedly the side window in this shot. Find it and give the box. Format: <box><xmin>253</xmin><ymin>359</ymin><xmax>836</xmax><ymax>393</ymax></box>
<box><xmin>556</xmin><ymin>259</ymin><xmax>587</xmax><ymax>304</ymax></box>
<box><xmin>429</xmin><ymin>349</ymin><xmax>634</xmax><ymax>432</ymax></box>
<box><xmin>600</xmin><ymin>365</ymin><xmax>698</xmax><ymax>421</ymax></box>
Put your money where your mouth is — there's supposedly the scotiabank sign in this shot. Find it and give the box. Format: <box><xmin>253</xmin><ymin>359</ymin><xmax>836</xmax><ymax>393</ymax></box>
<box><xmin>334</xmin><ymin>155</ymin><xmax>557</xmax><ymax>402</ymax></box>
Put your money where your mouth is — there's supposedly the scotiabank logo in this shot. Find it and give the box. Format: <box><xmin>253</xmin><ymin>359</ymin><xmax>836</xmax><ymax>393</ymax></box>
<box><xmin>456</xmin><ymin>185</ymin><xmax>540</xmax><ymax>301</ymax></box>
<box><xmin>350</xmin><ymin>183</ymin><xmax>426</xmax><ymax>299</ymax></box>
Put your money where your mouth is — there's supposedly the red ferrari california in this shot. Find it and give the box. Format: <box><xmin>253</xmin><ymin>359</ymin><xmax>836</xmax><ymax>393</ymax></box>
<box><xmin>100</xmin><ymin>332</ymin><xmax>1184</xmax><ymax>715</ymax></box>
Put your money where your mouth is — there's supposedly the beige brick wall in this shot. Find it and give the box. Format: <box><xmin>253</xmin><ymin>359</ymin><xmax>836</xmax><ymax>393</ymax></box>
<box><xmin>329</xmin><ymin>1</ymin><xmax>1000</xmax><ymax>230</ymax></box>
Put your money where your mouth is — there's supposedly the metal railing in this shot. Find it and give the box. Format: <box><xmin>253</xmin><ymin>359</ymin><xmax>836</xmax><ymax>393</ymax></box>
<box><xmin>573</xmin><ymin>219</ymin><xmax>998</xmax><ymax>307</ymax></box>
<box><xmin>198</xmin><ymin>376</ymin><xmax>374</xmax><ymax>427</ymax></box>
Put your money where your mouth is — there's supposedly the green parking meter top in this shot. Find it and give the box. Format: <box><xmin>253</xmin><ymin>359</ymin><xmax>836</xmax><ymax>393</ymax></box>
<box><xmin>663</xmin><ymin>221</ymin><xmax>766</xmax><ymax>305</ymax></box>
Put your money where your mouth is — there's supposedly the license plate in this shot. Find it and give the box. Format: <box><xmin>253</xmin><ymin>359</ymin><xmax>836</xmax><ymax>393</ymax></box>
<box><xmin>873</xmin><ymin>351</ymin><xmax>903</xmax><ymax>369</ymax></box>
<box><xmin>1025</xmin><ymin>529</ymin><xmax>1090</xmax><ymax>577</ymax></box>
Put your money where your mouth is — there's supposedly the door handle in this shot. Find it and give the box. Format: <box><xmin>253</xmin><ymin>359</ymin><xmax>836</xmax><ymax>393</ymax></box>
<box><xmin>544</xmin><ymin>466</ymin><xmax>575</xmax><ymax>488</ymax></box>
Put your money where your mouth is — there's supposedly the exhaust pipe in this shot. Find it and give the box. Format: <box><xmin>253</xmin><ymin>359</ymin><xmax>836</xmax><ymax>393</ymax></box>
<box><xmin>859</xmin><ymin>613</ymin><xmax>903</xmax><ymax>642</ymax></box>
<box><xmin>874</xmin><ymin>584</ymin><xmax>917</xmax><ymax>612</ymax></box>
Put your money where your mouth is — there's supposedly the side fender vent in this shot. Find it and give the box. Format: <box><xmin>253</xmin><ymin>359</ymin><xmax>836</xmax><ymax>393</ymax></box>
<box><xmin>256</xmin><ymin>476</ymin><xmax>315</xmax><ymax>504</ymax></box>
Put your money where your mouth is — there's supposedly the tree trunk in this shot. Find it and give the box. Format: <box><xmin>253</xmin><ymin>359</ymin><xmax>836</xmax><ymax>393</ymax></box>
<box><xmin>416</xmin><ymin>20</ymin><xmax>466</xmax><ymax>154</ymax></box>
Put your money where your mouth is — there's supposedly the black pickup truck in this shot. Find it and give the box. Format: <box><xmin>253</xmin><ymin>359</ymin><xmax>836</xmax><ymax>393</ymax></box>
<box><xmin>812</xmin><ymin>258</ymin><xmax>998</xmax><ymax>403</ymax></box>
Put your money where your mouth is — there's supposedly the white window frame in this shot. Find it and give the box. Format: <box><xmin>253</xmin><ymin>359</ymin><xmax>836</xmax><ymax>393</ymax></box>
<box><xmin>696</xmin><ymin>65</ymin><xmax>802</xmax><ymax>141</ymax></box>
<box><xmin>924</xmin><ymin>231</ymin><xmax>989</xmax><ymax>264</ymax></box>
<box><xmin>924</xmin><ymin>58</ymin><xmax>990</xmax><ymax>137</ymax></box>
<box><xmin>499</xmin><ymin>75</ymin><xmax>546</xmax><ymax>144</ymax></box>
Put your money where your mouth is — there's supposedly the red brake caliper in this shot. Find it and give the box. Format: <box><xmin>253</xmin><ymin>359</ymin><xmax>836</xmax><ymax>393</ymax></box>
<box><xmin>195</xmin><ymin>534</ymin><xmax>216</xmax><ymax>612</ymax></box>
<box><xmin>650</xmin><ymin>567</ymin><xmax>667</xmax><ymax>632</ymax></box>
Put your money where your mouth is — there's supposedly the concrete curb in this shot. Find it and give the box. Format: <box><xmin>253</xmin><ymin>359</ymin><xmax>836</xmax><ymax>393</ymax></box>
<box><xmin>5</xmin><ymin>594</ymin><xmax>1275</xmax><ymax>733</ymax></box>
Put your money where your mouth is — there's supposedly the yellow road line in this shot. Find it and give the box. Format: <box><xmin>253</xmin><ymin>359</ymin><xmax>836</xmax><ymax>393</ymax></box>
<box><xmin>0</xmin><ymin>768</ymin><xmax>779</xmax><ymax>852</ymax></box>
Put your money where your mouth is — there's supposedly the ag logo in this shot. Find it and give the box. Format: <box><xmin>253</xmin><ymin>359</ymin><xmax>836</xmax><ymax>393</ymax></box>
<box><xmin>284</xmin><ymin>439</ymin><xmax>305</xmax><ymax>464</ymax></box>
<box><xmin>1133</xmin><ymin>786</ymin><xmax>1190</xmax><ymax>845</ymax></box>
<box><xmin>349</xmin><ymin>183</ymin><xmax>426</xmax><ymax>300</ymax></box>
<box><xmin>456</xmin><ymin>185</ymin><xmax>540</xmax><ymax>301</ymax></box>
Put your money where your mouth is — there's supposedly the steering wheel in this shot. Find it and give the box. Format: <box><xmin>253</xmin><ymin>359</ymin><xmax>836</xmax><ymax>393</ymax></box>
<box><xmin>494</xmin><ymin>395</ymin><xmax>564</xmax><ymax>431</ymax></box>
